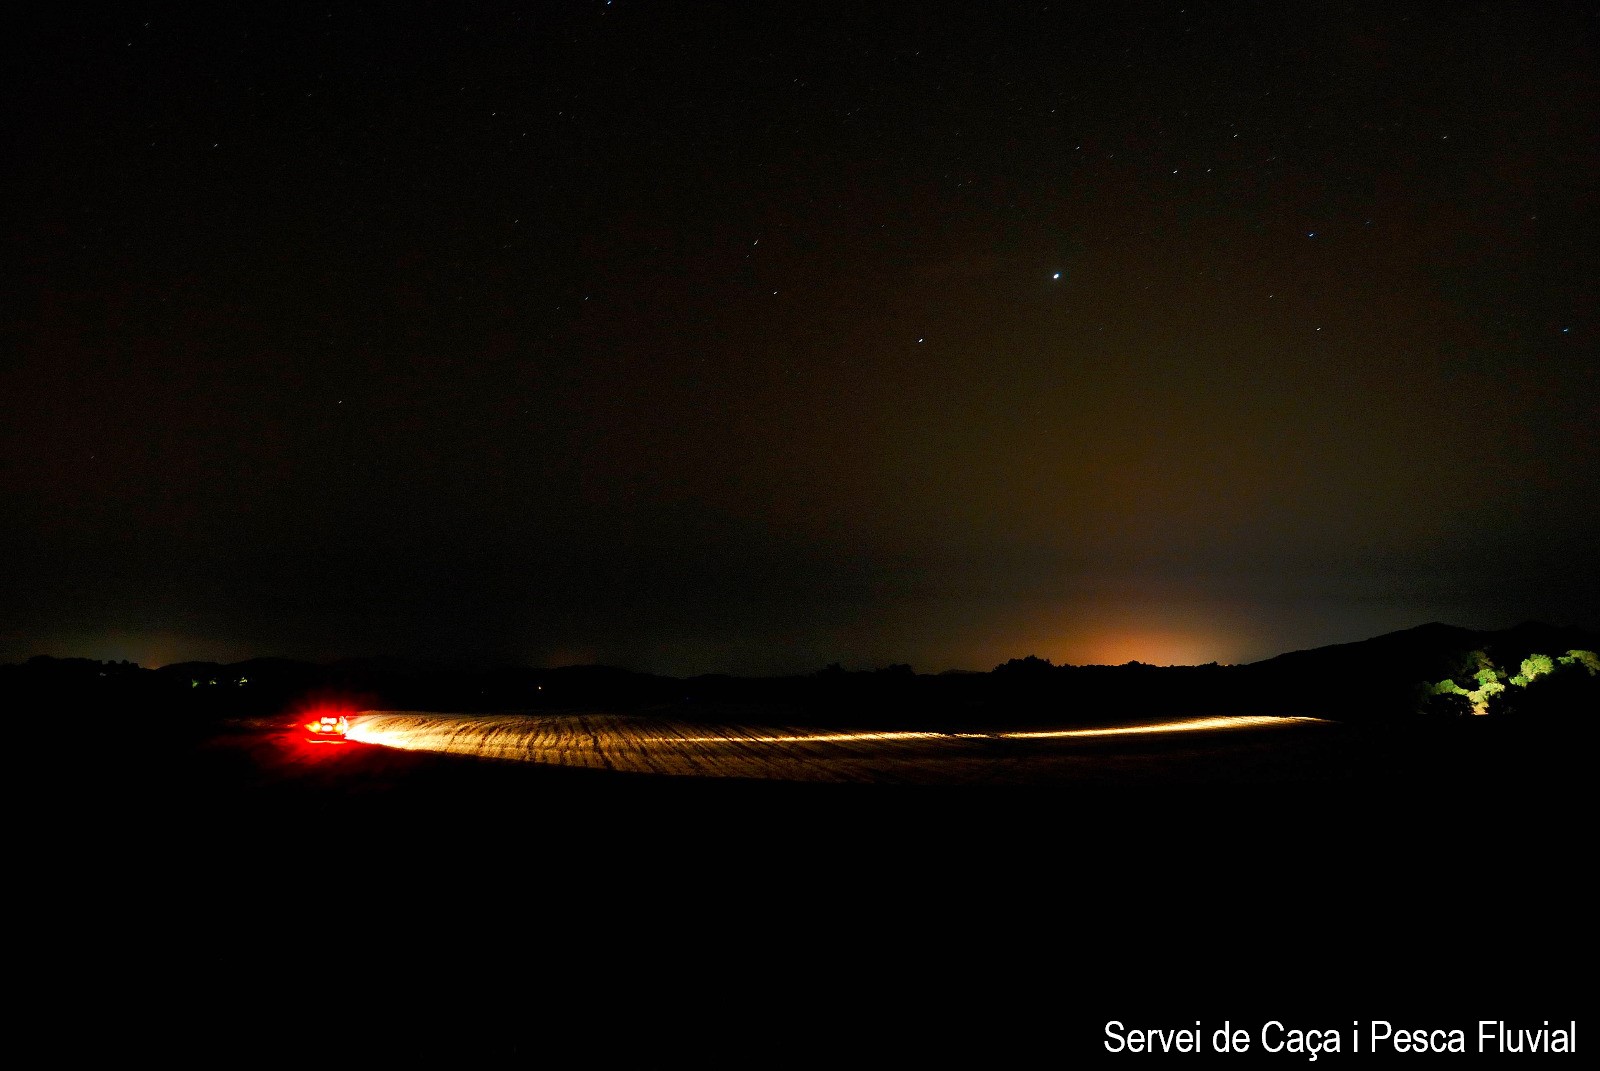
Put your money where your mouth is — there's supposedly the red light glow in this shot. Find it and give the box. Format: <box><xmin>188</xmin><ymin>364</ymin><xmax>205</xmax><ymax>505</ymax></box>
<box><xmin>299</xmin><ymin>709</ymin><xmax>351</xmax><ymax>742</ymax></box>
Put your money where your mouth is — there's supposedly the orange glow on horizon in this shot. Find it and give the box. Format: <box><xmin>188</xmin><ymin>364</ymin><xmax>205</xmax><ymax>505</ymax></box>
<box><xmin>986</xmin><ymin>593</ymin><xmax>1258</xmax><ymax>670</ymax></box>
<box><xmin>1072</xmin><ymin>627</ymin><xmax>1230</xmax><ymax>667</ymax></box>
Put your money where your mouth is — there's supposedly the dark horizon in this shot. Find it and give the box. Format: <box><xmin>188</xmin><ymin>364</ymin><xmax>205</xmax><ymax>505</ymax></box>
<box><xmin>10</xmin><ymin>618</ymin><xmax>1596</xmax><ymax>678</ymax></box>
<box><xmin>6</xmin><ymin>2</ymin><xmax>1596</xmax><ymax>677</ymax></box>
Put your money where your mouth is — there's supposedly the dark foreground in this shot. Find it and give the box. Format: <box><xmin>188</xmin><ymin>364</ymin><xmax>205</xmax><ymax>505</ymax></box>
<box><xmin>66</xmin><ymin>707</ymin><xmax>1589</xmax><ymax>1062</ymax></box>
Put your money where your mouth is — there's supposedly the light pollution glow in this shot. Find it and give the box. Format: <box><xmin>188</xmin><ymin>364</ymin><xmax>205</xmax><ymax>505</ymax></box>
<box><xmin>17</xmin><ymin>587</ymin><xmax>1440</xmax><ymax>673</ymax></box>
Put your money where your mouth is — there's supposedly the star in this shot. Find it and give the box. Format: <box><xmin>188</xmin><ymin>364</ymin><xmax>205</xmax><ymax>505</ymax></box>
<box><xmin>1052</xmin><ymin>272</ymin><xmax>1061</xmax><ymax>280</ymax></box>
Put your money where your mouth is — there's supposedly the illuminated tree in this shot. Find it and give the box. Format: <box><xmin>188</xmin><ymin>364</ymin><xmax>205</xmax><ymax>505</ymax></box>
<box><xmin>1422</xmin><ymin>649</ymin><xmax>1599</xmax><ymax>717</ymax></box>
<box><xmin>1510</xmin><ymin>653</ymin><xmax>1556</xmax><ymax>688</ymax></box>
<box><xmin>1558</xmin><ymin>649</ymin><xmax>1600</xmax><ymax>674</ymax></box>
<box><xmin>1425</xmin><ymin>650</ymin><xmax>1504</xmax><ymax>716</ymax></box>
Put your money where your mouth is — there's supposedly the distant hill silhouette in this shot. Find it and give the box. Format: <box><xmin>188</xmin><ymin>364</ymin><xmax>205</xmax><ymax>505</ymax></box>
<box><xmin>1250</xmin><ymin>620</ymin><xmax>1593</xmax><ymax>676</ymax></box>
<box><xmin>1241</xmin><ymin>621</ymin><xmax>1599</xmax><ymax>719</ymax></box>
<box><xmin>6</xmin><ymin>622</ymin><xmax>1595</xmax><ymax>730</ymax></box>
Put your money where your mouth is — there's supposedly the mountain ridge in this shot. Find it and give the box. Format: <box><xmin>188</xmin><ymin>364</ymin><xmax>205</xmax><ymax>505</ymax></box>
<box><xmin>9</xmin><ymin>622</ymin><xmax>1596</xmax><ymax>729</ymax></box>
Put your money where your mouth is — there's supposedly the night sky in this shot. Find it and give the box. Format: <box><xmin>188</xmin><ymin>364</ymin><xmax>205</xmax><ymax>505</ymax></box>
<box><xmin>5</xmin><ymin>1</ymin><xmax>1597</xmax><ymax>674</ymax></box>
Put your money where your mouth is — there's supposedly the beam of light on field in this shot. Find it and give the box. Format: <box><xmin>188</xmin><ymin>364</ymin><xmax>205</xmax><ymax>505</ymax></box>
<box><xmin>647</xmin><ymin>716</ymin><xmax>1319</xmax><ymax>745</ymax></box>
<box><xmin>655</xmin><ymin>730</ymin><xmax>957</xmax><ymax>744</ymax></box>
<box><xmin>1000</xmin><ymin>715</ymin><xmax>1323</xmax><ymax>739</ymax></box>
<box><xmin>346</xmin><ymin>713</ymin><xmax>1319</xmax><ymax>752</ymax></box>
<box><xmin>342</xmin><ymin>711</ymin><xmax>1328</xmax><ymax>783</ymax></box>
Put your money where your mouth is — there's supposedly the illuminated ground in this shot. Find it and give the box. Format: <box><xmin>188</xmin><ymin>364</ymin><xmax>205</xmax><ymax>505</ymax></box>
<box><xmin>342</xmin><ymin>710</ymin><xmax>1330</xmax><ymax>786</ymax></box>
<box><xmin>115</xmin><ymin>703</ymin><xmax>1586</xmax><ymax>1054</ymax></box>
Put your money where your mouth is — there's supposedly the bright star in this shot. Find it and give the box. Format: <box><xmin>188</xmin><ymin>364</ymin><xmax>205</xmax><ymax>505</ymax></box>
<box><xmin>1052</xmin><ymin>272</ymin><xmax>1061</xmax><ymax>280</ymax></box>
